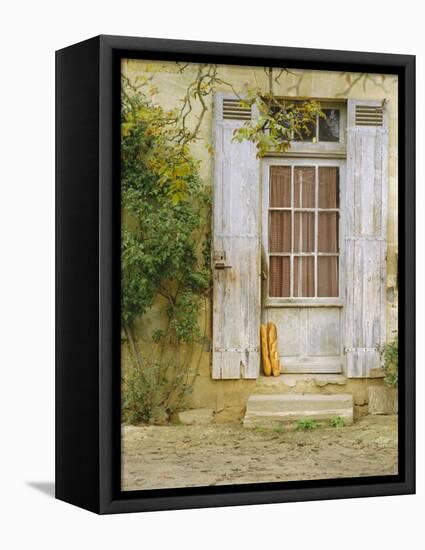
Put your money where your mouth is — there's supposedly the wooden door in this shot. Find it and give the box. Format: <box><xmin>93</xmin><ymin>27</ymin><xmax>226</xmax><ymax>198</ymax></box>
<box><xmin>262</xmin><ymin>159</ymin><xmax>344</xmax><ymax>374</ymax></box>
<box><xmin>211</xmin><ymin>93</ymin><xmax>261</xmax><ymax>379</ymax></box>
<box><xmin>344</xmin><ymin>99</ymin><xmax>388</xmax><ymax>377</ymax></box>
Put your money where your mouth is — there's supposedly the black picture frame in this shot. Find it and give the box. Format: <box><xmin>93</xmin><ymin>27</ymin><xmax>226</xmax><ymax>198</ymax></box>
<box><xmin>56</xmin><ymin>35</ymin><xmax>415</xmax><ymax>514</ymax></box>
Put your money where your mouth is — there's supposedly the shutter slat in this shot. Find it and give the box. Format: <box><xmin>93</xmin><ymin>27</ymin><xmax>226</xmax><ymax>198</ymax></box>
<box><xmin>355</xmin><ymin>104</ymin><xmax>384</xmax><ymax>127</ymax></box>
<box><xmin>222</xmin><ymin>98</ymin><xmax>252</xmax><ymax>120</ymax></box>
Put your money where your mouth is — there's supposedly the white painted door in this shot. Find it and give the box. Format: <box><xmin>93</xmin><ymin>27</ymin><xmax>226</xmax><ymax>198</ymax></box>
<box><xmin>211</xmin><ymin>93</ymin><xmax>261</xmax><ymax>379</ymax></box>
<box><xmin>261</xmin><ymin>158</ymin><xmax>345</xmax><ymax>374</ymax></box>
<box><xmin>344</xmin><ymin>99</ymin><xmax>388</xmax><ymax>377</ymax></box>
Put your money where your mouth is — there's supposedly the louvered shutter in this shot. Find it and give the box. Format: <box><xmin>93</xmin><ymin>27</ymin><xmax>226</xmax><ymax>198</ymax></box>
<box><xmin>344</xmin><ymin>99</ymin><xmax>389</xmax><ymax>377</ymax></box>
<box><xmin>211</xmin><ymin>93</ymin><xmax>261</xmax><ymax>379</ymax></box>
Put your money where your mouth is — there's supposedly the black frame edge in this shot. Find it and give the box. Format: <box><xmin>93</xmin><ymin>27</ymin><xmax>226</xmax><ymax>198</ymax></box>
<box><xmin>100</xmin><ymin>36</ymin><xmax>416</xmax><ymax>514</ymax></box>
<box><xmin>55</xmin><ymin>36</ymin><xmax>102</xmax><ymax>513</ymax></box>
<box><xmin>399</xmin><ymin>54</ymin><xmax>416</xmax><ymax>496</ymax></box>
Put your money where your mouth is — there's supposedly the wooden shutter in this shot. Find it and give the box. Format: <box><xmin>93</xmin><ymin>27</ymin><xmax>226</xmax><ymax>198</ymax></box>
<box><xmin>344</xmin><ymin>99</ymin><xmax>389</xmax><ymax>377</ymax></box>
<box><xmin>212</xmin><ymin>93</ymin><xmax>261</xmax><ymax>379</ymax></box>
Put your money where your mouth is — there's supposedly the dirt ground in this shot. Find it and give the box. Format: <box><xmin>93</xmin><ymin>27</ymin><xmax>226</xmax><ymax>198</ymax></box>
<box><xmin>122</xmin><ymin>415</ymin><xmax>398</xmax><ymax>491</ymax></box>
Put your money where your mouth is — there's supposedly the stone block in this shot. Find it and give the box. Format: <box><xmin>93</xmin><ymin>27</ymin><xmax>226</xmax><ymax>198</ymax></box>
<box><xmin>178</xmin><ymin>408</ymin><xmax>214</xmax><ymax>425</ymax></box>
<box><xmin>368</xmin><ymin>386</ymin><xmax>397</xmax><ymax>415</ymax></box>
<box><xmin>243</xmin><ymin>394</ymin><xmax>353</xmax><ymax>428</ymax></box>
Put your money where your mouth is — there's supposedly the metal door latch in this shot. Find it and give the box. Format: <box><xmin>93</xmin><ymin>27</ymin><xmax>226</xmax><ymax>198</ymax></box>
<box><xmin>213</xmin><ymin>250</ymin><xmax>232</xmax><ymax>270</ymax></box>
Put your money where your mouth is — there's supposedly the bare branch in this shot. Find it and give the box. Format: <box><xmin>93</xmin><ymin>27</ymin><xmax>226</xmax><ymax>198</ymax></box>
<box><xmin>336</xmin><ymin>72</ymin><xmax>388</xmax><ymax>96</ymax></box>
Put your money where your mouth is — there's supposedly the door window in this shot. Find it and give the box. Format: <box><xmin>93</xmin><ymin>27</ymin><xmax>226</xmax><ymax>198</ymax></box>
<box><xmin>268</xmin><ymin>164</ymin><xmax>340</xmax><ymax>299</ymax></box>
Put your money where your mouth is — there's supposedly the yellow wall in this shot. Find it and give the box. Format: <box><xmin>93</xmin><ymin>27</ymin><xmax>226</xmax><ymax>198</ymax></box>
<box><xmin>122</xmin><ymin>59</ymin><xmax>398</xmax><ymax>419</ymax></box>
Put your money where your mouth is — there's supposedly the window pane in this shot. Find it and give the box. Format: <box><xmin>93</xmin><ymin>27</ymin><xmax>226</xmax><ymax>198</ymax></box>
<box><xmin>319</xmin><ymin>109</ymin><xmax>340</xmax><ymax>142</ymax></box>
<box><xmin>293</xmin><ymin>256</ymin><xmax>314</xmax><ymax>297</ymax></box>
<box><xmin>293</xmin><ymin>118</ymin><xmax>316</xmax><ymax>142</ymax></box>
<box><xmin>318</xmin><ymin>212</ymin><xmax>338</xmax><ymax>252</ymax></box>
<box><xmin>269</xmin><ymin>211</ymin><xmax>291</xmax><ymax>252</ymax></box>
<box><xmin>294</xmin><ymin>167</ymin><xmax>315</xmax><ymax>208</ymax></box>
<box><xmin>319</xmin><ymin>167</ymin><xmax>339</xmax><ymax>208</ymax></box>
<box><xmin>294</xmin><ymin>212</ymin><xmax>315</xmax><ymax>252</ymax></box>
<box><xmin>318</xmin><ymin>256</ymin><xmax>339</xmax><ymax>297</ymax></box>
<box><xmin>270</xmin><ymin>166</ymin><xmax>291</xmax><ymax>207</ymax></box>
<box><xmin>286</xmin><ymin>101</ymin><xmax>317</xmax><ymax>142</ymax></box>
<box><xmin>269</xmin><ymin>256</ymin><xmax>290</xmax><ymax>297</ymax></box>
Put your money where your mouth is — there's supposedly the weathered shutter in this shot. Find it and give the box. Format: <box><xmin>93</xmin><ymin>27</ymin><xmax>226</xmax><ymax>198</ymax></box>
<box><xmin>344</xmin><ymin>99</ymin><xmax>389</xmax><ymax>377</ymax></box>
<box><xmin>212</xmin><ymin>93</ymin><xmax>261</xmax><ymax>379</ymax></box>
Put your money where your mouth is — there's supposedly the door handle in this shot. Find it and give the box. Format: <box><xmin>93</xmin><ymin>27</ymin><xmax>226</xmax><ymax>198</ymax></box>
<box><xmin>213</xmin><ymin>250</ymin><xmax>231</xmax><ymax>270</ymax></box>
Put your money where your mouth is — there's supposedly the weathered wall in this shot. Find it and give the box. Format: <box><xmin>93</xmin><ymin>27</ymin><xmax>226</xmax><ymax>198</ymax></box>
<box><xmin>122</xmin><ymin>59</ymin><xmax>398</xmax><ymax>420</ymax></box>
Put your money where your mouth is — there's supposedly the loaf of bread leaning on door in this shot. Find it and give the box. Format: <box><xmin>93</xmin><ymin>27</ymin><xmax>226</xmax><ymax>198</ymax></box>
<box><xmin>260</xmin><ymin>323</ymin><xmax>280</xmax><ymax>376</ymax></box>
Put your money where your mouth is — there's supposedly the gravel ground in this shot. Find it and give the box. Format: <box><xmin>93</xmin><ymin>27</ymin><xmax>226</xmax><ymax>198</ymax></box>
<box><xmin>122</xmin><ymin>415</ymin><xmax>398</xmax><ymax>491</ymax></box>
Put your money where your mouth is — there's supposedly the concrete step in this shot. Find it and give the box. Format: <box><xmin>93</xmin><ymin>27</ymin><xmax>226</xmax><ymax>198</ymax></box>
<box><xmin>255</xmin><ymin>374</ymin><xmax>347</xmax><ymax>393</ymax></box>
<box><xmin>243</xmin><ymin>393</ymin><xmax>353</xmax><ymax>428</ymax></box>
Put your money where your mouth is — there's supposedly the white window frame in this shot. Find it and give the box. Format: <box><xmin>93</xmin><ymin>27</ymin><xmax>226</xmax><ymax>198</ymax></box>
<box><xmin>267</xmin><ymin>100</ymin><xmax>347</xmax><ymax>158</ymax></box>
<box><xmin>262</xmin><ymin>157</ymin><xmax>345</xmax><ymax>308</ymax></box>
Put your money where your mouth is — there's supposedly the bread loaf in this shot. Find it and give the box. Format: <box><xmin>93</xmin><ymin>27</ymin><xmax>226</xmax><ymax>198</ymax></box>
<box><xmin>260</xmin><ymin>324</ymin><xmax>272</xmax><ymax>376</ymax></box>
<box><xmin>267</xmin><ymin>322</ymin><xmax>281</xmax><ymax>376</ymax></box>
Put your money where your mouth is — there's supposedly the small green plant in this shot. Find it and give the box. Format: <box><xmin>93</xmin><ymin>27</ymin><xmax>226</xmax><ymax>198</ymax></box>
<box><xmin>273</xmin><ymin>425</ymin><xmax>284</xmax><ymax>434</ymax></box>
<box><xmin>254</xmin><ymin>426</ymin><xmax>266</xmax><ymax>433</ymax></box>
<box><xmin>330</xmin><ymin>416</ymin><xmax>346</xmax><ymax>428</ymax></box>
<box><xmin>295</xmin><ymin>419</ymin><xmax>318</xmax><ymax>431</ymax></box>
<box><xmin>381</xmin><ymin>335</ymin><xmax>398</xmax><ymax>387</ymax></box>
<box><xmin>122</xmin><ymin>359</ymin><xmax>193</xmax><ymax>425</ymax></box>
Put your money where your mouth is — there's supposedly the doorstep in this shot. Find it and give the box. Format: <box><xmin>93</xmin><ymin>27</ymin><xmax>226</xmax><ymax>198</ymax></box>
<box><xmin>243</xmin><ymin>393</ymin><xmax>354</xmax><ymax>428</ymax></box>
<box><xmin>255</xmin><ymin>373</ymin><xmax>347</xmax><ymax>392</ymax></box>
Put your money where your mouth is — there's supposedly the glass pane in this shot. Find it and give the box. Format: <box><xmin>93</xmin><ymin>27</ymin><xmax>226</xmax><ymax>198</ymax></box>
<box><xmin>270</xmin><ymin>166</ymin><xmax>291</xmax><ymax>207</ymax></box>
<box><xmin>285</xmin><ymin>101</ymin><xmax>317</xmax><ymax>142</ymax></box>
<box><xmin>269</xmin><ymin>256</ymin><xmax>290</xmax><ymax>297</ymax></box>
<box><xmin>318</xmin><ymin>212</ymin><xmax>338</xmax><ymax>252</ymax></box>
<box><xmin>292</xmin><ymin>117</ymin><xmax>316</xmax><ymax>142</ymax></box>
<box><xmin>319</xmin><ymin>109</ymin><xmax>340</xmax><ymax>142</ymax></box>
<box><xmin>294</xmin><ymin>167</ymin><xmax>315</xmax><ymax>208</ymax></box>
<box><xmin>269</xmin><ymin>211</ymin><xmax>291</xmax><ymax>253</ymax></box>
<box><xmin>319</xmin><ymin>167</ymin><xmax>339</xmax><ymax>208</ymax></box>
<box><xmin>293</xmin><ymin>256</ymin><xmax>314</xmax><ymax>297</ymax></box>
<box><xmin>294</xmin><ymin>212</ymin><xmax>315</xmax><ymax>252</ymax></box>
<box><xmin>318</xmin><ymin>256</ymin><xmax>339</xmax><ymax>297</ymax></box>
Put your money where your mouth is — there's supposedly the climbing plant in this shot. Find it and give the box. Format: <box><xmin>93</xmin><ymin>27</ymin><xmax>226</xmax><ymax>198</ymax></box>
<box><xmin>232</xmin><ymin>90</ymin><xmax>322</xmax><ymax>157</ymax></box>
<box><xmin>121</xmin><ymin>81</ymin><xmax>211</xmax><ymax>423</ymax></box>
<box><xmin>174</xmin><ymin>64</ymin><xmax>323</xmax><ymax>158</ymax></box>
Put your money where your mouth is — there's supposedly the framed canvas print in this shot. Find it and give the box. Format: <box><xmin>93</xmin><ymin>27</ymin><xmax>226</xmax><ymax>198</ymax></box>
<box><xmin>56</xmin><ymin>35</ymin><xmax>415</xmax><ymax>514</ymax></box>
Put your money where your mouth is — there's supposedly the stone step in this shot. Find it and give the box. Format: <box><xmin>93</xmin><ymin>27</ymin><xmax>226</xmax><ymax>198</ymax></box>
<box><xmin>243</xmin><ymin>393</ymin><xmax>353</xmax><ymax>428</ymax></box>
<box><xmin>255</xmin><ymin>374</ymin><xmax>347</xmax><ymax>393</ymax></box>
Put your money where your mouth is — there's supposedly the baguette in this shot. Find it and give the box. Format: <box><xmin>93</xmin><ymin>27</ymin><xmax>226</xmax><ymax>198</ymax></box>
<box><xmin>267</xmin><ymin>322</ymin><xmax>281</xmax><ymax>376</ymax></box>
<box><xmin>260</xmin><ymin>324</ymin><xmax>272</xmax><ymax>376</ymax></box>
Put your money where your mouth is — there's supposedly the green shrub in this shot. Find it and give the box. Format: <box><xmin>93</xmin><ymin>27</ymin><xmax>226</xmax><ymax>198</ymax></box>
<box><xmin>122</xmin><ymin>359</ymin><xmax>193</xmax><ymax>425</ymax></box>
<box><xmin>381</xmin><ymin>334</ymin><xmax>398</xmax><ymax>387</ymax></box>
<box><xmin>295</xmin><ymin>419</ymin><xmax>318</xmax><ymax>431</ymax></box>
<box><xmin>330</xmin><ymin>416</ymin><xmax>346</xmax><ymax>428</ymax></box>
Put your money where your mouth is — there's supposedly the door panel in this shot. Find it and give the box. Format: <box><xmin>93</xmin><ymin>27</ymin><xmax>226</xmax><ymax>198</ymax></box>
<box><xmin>307</xmin><ymin>308</ymin><xmax>341</xmax><ymax>356</ymax></box>
<box><xmin>263</xmin><ymin>307</ymin><xmax>342</xmax><ymax>372</ymax></box>
<box><xmin>263</xmin><ymin>308</ymin><xmax>302</xmax><ymax>358</ymax></box>
<box><xmin>344</xmin><ymin>99</ymin><xmax>388</xmax><ymax>377</ymax></box>
<box><xmin>212</xmin><ymin>93</ymin><xmax>261</xmax><ymax>379</ymax></box>
<box><xmin>262</xmin><ymin>159</ymin><xmax>344</xmax><ymax>374</ymax></box>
